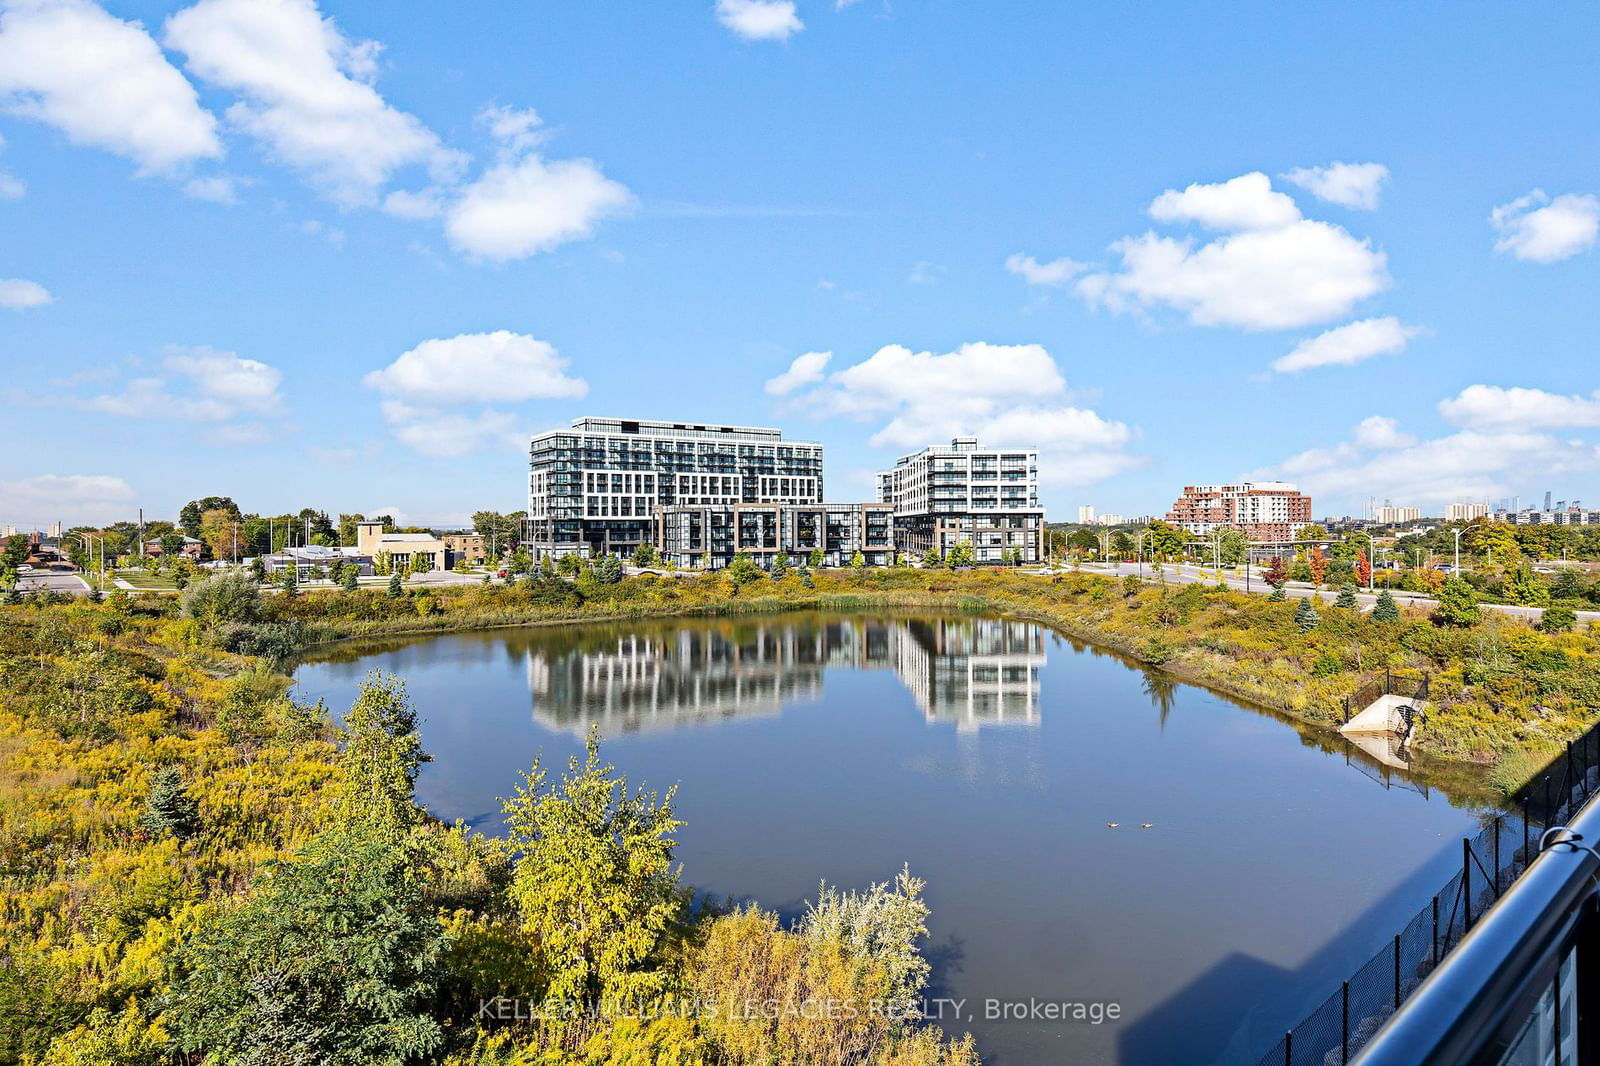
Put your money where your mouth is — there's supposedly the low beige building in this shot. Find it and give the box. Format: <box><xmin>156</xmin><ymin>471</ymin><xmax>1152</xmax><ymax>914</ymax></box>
<box><xmin>355</xmin><ymin>521</ymin><xmax>451</xmax><ymax>572</ymax></box>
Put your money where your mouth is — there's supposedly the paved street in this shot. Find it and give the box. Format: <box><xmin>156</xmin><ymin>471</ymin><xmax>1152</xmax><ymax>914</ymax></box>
<box><xmin>16</xmin><ymin>570</ymin><xmax>91</xmax><ymax>597</ymax></box>
<box><xmin>1074</xmin><ymin>560</ymin><xmax>1600</xmax><ymax>624</ymax></box>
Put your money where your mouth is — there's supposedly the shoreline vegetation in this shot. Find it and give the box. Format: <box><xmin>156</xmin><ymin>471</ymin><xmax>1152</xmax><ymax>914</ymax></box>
<box><xmin>3</xmin><ymin>563</ymin><xmax>1593</xmax><ymax>1062</ymax></box>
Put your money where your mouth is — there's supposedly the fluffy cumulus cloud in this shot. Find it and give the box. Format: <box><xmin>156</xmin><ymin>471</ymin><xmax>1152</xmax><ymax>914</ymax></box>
<box><xmin>441</xmin><ymin>106</ymin><xmax>632</xmax><ymax>261</ymax></box>
<box><xmin>1490</xmin><ymin>190</ymin><xmax>1600</xmax><ymax>263</ymax></box>
<box><xmin>0</xmin><ymin>0</ymin><xmax>221</xmax><ymax>174</ymax></box>
<box><xmin>164</xmin><ymin>0</ymin><xmax>460</xmax><ymax>205</ymax></box>
<box><xmin>783</xmin><ymin>341</ymin><xmax>1141</xmax><ymax>487</ymax></box>
<box><xmin>1350</xmin><ymin>414</ymin><xmax>1416</xmax><ymax>450</ymax></box>
<box><xmin>1004</xmin><ymin>253</ymin><xmax>1086</xmax><ymax>287</ymax></box>
<box><xmin>363</xmin><ymin>331</ymin><xmax>588</xmax><ymax>456</ymax></box>
<box><xmin>1271</xmin><ymin>316</ymin><xmax>1423</xmax><ymax>374</ymax></box>
<box><xmin>1437</xmin><ymin>384</ymin><xmax>1600</xmax><ymax>431</ymax></box>
<box><xmin>0</xmin><ymin>133</ymin><xmax>23</xmax><ymax>199</ymax></box>
<box><xmin>0</xmin><ymin>472</ymin><xmax>136</xmax><ymax>526</ymax></box>
<box><xmin>1148</xmin><ymin>171</ymin><xmax>1301</xmax><ymax>231</ymax></box>
<box><xmin>1281</xmin><ymin>162</ymin><xmax>1389</xmax><ymax>210</ymax></box>
<box><xmin>1073</xmin><ymin>171</ymin><xmax>1389</xmax><ymax>331</ymax></box>
<box><xmin>362</xmin><ymin>331</ymin><xmax>588</xmax><ymax>405</ymax></box>
<box><xmin>0</xmin><ymin>277</ymin><xmax>51</xmax><ymax>309</ymax></box>
<box><xmin>715</xmin><ymin>0</ymin><xmax>803</xmax><ymax>41</ymax></box>
<box><xmin>765</xmin><ymin>350</ymin><xmax>832</xmax><ymax>396</ymax></box>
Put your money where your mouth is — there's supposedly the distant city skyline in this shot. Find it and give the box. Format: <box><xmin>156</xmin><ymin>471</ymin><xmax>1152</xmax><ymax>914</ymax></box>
<box><xmin>4</xmin><ymin>3</ymin><xmax>1600</xmax><ymax>527</ymax></box>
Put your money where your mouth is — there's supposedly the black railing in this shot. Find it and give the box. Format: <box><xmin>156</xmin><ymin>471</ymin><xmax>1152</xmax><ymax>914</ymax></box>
<box><xmin>1342</xmin><ymin>671</ymin><xmax>1430</xmax><ymax>726</ymax></box>
<box><xmin>1253</xmin><ymin>717</ymin><xmax>1600</xmax><ymax>1066</ymax></box>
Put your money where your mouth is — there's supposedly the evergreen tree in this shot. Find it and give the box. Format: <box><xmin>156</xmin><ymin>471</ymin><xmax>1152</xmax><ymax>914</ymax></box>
<box><xmin>140</xmin><ymin>765</ymin><xmax>200</xmax><ymax>840</ymax></box>
<box><xmin>808</xmin><ymin>548</ymin><xmax>825</xmax><ymax>570</ymax></box>
<box><xmin>1552</xmin><ymin>566</ymin><xmax>1585</xmax><ymax>602</ymax></box>
<box><xmin>341</xmin><ymin>564</ymin><xmax>359</xmax><ymax>592</ymax></box>
<box><xmin>594</xmin><ymin>555</ymin><xmax>624</xmax><ymax>584</ymax></box>
<box><xmin>1267</xmin><ymin>586</ymin><xmax>1287</xmax><ymax>602</ymax></box>
<box><xmin>277</xmin><ymin>564</ymin><xmax>297</xmax><ymax>598</ymax></box>
<box><xmin>771</xmin><ymin>550</ymin><xmax>790</xmax><ymax>578</ymax></box>
<box><xmin>1335</xmin><ymin>583</ymin><xmax>1359</xmax><ymax>608</ymax></box>
<box><xmin>1294</xmin><ymin>596</ymin><xmax>1320</xmax><ymax>632</ymax></box>
<box><xmin>387</xmin><ymin>570</ymin><xmax>403</xmax><ymax>598</ymax></box>
<box><xmin>851</xmin><ymin>550</ymin><xmax>866</xmax><ymax>570</ymax></box>
<box><xmin>249</xmin><ymin>556</ymin><xmax>267</xmax><ymax>583</ymax></box>
<box><xmin>1373</xmin><ymin>589</ymin><xmax>1401</xmax><ymax>622</ymax></box>
<box><xmin>1540</xmin><ymin>606</ymin><xmax>1577</xmax><ymax>634</ymax></box>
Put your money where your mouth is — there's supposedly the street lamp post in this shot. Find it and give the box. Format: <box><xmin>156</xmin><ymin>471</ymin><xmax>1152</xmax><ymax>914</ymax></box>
<box><xmin>1452</xmin><ymin>527</ymin><xmax>1462</xmax><ymax>574</ymax></box>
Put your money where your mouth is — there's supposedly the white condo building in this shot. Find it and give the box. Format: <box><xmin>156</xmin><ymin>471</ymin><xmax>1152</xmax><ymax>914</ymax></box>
<box><xmin>877</xmin><ymin>437</ymin><xmax>1044</xmax><ymax>563</ymax></box>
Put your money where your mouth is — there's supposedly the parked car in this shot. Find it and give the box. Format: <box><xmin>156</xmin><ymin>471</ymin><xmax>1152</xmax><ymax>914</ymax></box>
<box><xmin>16</xmin><ymin>564</ymin><xmax>32</xmax><ymax>573</ymax></box>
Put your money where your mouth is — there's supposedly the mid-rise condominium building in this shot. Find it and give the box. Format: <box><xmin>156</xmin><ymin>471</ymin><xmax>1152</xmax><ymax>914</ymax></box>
<box><xmin>1166</xmin><ymin>481</ymin><xmax>1312</xmax><ymax>542</ymax></box>
<box><xmin>877</xmin><ymin>438</ymin><xmax>1044</xmax><ymax>563</ymax></box>
<box><xmin>527</xmin><ymin>417</ymin><xmax>824</xmax><ymax>560</ymax></box>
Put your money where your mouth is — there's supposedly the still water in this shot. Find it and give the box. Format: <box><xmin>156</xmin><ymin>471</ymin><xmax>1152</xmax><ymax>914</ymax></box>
<box><xmin>294</xmin><ymin>613</ymin><xmax>1496</xmax><ymax>1065</ymax></box>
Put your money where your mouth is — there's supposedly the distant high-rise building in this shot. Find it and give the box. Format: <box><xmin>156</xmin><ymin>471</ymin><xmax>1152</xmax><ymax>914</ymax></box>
<box><xmin>1166</xmin><ymin>482</ymin><xmax>1312</xmax><ymax>541</ymax></box>
<box><xmin>1373</xmin><ymin>505</ymin><xmax>1421</xmax><ymax>525</ymax></box>
<box><xmin>1077</xmin><ymin>504</ymin><xmax>1096</xmax><ymax>524</ymax></box>
<box><xmin>1445</xmin><ymin>502</ymin><xmax>1490</xmax><ymax>522</ymax></box>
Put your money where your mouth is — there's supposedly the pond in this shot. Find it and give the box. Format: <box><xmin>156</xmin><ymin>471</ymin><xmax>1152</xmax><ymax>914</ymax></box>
<box><xmin>294</xmin><ymin>612</ymin><xmax>1499</xmax><ymax>1065</ymax></box>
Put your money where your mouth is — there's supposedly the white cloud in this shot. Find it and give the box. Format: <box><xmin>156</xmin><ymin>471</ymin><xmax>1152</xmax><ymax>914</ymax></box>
<box><xmin>0</xmin><ymin>473</ymin><xmax>136</xmax><ymax>526</ymax></box>
<box><xmin>1490</xmin><ymin>190</ymin><xmax>1600</xmax><ymax>263</ymax></box>
<box><xmin>1282</xmin><ymin>162</ymin><xmax>1389</xmax><ymax>210</ymax></box>
<box><xmin>0</xmin><ymin>134</ymin><xmax>21</xmax><ymax>199</ymax></box>
<box><xmin>1350</xmin><ymin>415</ymin><xmax>1415</xmax><ymax>450</ymax></box>
<box><xmin>1438</xmin><ymin>384</ymin><xmax>1600</xmax><ymax>431</ymax></box>
<box><xmin>75</xmin><ymin>346</ymin><xmax>283</xmax><ymax>424</ymax></box>
<box><xmin>379</xmin><ymin>401</ymin><xmax>524</xmax><ymax>458</ymax></box>
<box><xmin>445</xmin><ymin>152</ymin><xmax>632</xmax><ymax>260</ymax></box>
<box><xmin>1076</xmin><ymin>171</ymin><xmax>1389</xmax><ymax>331</ymax></box>
<box><xmin>382</xmin><ymin>188</ymin><xmax>442</xmax><ymax>220</ymax></box>
<box><xmin>716</xmin><ymin>0</ymin><xmax>803</xmax><ymax>41</ymax></box>
<box><xmin>1261</xmin><ymin>420</ymin><xmax>1600</xmax><ymax>511</ymax></box>
<box><xmin>765</xmin><ymin>351</ymin><xmax>832</xmax><ymax>395</ymax></box>
<box><xmin>0</xmin><ymin>0</ymin><xmax>220</xmax><ymax>174</ymax></box>
<box><xmin>164</xmin><ymin>0</ymin><xmax>459</xmax><ymax>205</ymax></box>
<box><xmin>0</xmin><ymin>277</ymin><xmax>50</xmax><ymax>309</ymax></box>
<box><xmin>363</xmin><ymin>331</ymin><xmax>588</xmax><ymax>405</ymax></box>
<box><xmin>1148</xmin><ymin>172</ymin><xmax>1302</xmax><ymax>231</ymax></box>
<box><xmin>786</xmin><ymin>341</ymin><xmax>1141</xmax><ymax>488</ymax></box>
<box><xmin>907</xmin><ymin>260</ymin><xmax>942</xmax><ymax>285</ymax></box>
<box><xmin>182</xmin><ymin>175</ymin><xmax>238</xmax><ymax>203</ymax></box>
<box><xmin>1271</xmin><ymin>316</ymin><xmax>1423</xmax><ymax>374</ymax></box>
<box><xmin>1004</xmin><ymin>253</ymin><xmax>1086</xmax><ymax>287</ymax></box>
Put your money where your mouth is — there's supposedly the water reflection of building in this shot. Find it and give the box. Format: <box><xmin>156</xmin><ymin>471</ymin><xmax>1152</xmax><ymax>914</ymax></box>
<box><xmin>527</xmin><ymin>618</ymin><xmax>1045</xmax><ymax>734</ymax></box>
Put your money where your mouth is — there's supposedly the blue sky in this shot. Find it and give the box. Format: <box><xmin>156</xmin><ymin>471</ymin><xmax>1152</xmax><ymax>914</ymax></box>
<box><xmin>3</xmin><ymin>0</ymin><xmax>1600</xmax><ymax>528</ymax></box>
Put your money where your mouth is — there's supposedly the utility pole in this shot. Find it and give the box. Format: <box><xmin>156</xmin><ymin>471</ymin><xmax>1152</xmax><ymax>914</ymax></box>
<box><xmin>1452</xmin><ymin>527</ymin><xmax>1462</xmax><ymax>573</ymax></box>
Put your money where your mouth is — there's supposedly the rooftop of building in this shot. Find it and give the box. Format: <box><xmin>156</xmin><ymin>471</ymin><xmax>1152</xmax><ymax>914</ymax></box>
<box><xmin>531</xmin><ymin>417</ymin><xmax>821</xmax><ymax>447</ymax></box>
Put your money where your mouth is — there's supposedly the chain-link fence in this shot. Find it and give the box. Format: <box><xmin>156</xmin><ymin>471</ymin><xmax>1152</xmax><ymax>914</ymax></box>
<box><xmin>1253</xmin><ymin>718</ymin><xmax>1600</xmax><ymax>1066</ymax></box>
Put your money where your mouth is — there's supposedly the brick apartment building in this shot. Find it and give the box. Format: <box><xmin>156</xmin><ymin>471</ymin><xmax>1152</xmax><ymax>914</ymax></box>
<box><xmin>1166</xmin><ymin>481</ymin><xmax>1312</xmax><ymax>542</ymax></box>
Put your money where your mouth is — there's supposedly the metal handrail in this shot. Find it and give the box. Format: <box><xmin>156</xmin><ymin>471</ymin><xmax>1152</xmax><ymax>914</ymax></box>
<box><xmin>1352</xmin><ymin>799</ymin><xmax>1600</xmax><ymax>1063</ymax></box>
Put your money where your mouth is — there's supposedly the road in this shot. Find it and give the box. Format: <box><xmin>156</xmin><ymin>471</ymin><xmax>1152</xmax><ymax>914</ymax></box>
<box><xmin>16</xmin><ymin>569</ymin><xmax>91</xmax><ymax>596</ymax></box>
<box><xmin>1073</xmin><ymin>560</ymin><xmax>1600</xmax><ymax>624</ymax></box>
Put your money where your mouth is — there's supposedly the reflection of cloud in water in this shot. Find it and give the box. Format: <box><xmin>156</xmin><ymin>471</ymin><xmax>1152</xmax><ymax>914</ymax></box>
<box><xmin>526</xmin><ymin>617</ymin><xmax>1047</xmax><ymax>735</ymax></box>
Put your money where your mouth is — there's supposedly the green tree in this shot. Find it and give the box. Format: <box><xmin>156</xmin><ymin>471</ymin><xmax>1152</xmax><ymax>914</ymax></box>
<box><xmin>1267</xmin><ymin>586</ymin><xmax>1287</xmax><ymax>602</ymax></box>
<box><xmin>179</xmin><ymin>496</ymin><xmax>240</xmax><ymax>538</ymax></box>
<box><xmin>921</xmin><ymin>548</ymin><xmax>942</xmax><ymax>567</ymax></box>
<box><xmin>1110</xmin><ymin>530</ymin><xmax>1135</xmax><ymax>558</ymax></box>
<box><xmin>248</xmin><ymin>555</ymin><xmax>267</xmax><ymax>583</ymax></box>
<box><xmin>725</xmin><ymin>554</ymin><xmax>763</xmax><ymax>588</ymax></box>
<box><xmin>1294</xmin><ymin>597</ymin><xmax>1320</xmax><ymax>632</ymax></box>
<box><xmin>771</xmin><ymin>550</ymin><xmax>790</xmax><ymax>578</ymax></box>
<box><xmin>337</xmin><ymin>672</ymin><xmax>429</xmax><ymax>835</ymax></box>
<box><xmin>850</xmin><ymin>550</ymin><xmax>866</xmax><ymax>570</ymax></box>
<box><xmin>1335</xmin><ymin>583</ymin><xmax>1359</xmax><ymax>609</ymax></box>
<box><xmin>387</xmin><ymin>570</ymin><xmax>403</xmax><ymax>598</ymax></box>
<box><xmin>181</xmin><ymin>569</ymin><xmax>262</xmax><ymax>629</ymax></box>
<box><xmin>558</xmin><ymin>553</ymin><xmax>583</xmax><ymax>577</ymax></box>
<box><xmin>1504</xmin><ymin>563</ymin><xmax>1551</xmax><ymax>606</ymax></box>
<box><xmin>1298</xmin><ymin>523</ymin><xmax>1328</xmax><ymax>542</ymax></box>
<box><xmin>1432</xmin><ymin>577</ymin><xmax>1481</xmax><ymax>628</ymax></box>
<box><xmin>1145</xmin><ymin>520</ymin><xmax>1186</xmax><ymax>562</ymax></box>
<box><xmin>1553</xmin><ymin>567</ymin><xmax>1586</xmax><ymax>601</ymax></box>
<box><xmin>1372</xmin><ymin>589</ymin><xmax>1401</xmax><ymax>622</ymax></box>
<box><xmin>946</xmin><ymin>542</ymin><xmax>975</xmax><ymax>568</ymax></box>
<box><xmin>1218</xmin><ymin>528</ymin><xmax>1248</xmax><ymax>567</ymax></box>
<box><xmin>140</xmin><ymin>765</ymin><xmax>200</xmax><ymax>840</ymax></box>
<box><xmin>341</xmin><ymin>564</ymin><xmax>359</xmax><ymax>591</ymax></box>
<box><xmin>1540</xmin><ymin>606</ymin><xmax>1577</xmax><ymax>633</ymax></box>
<box><xmin>277</xmin><ymin>563</ymin><xmax>298</xmax><ymax>598</ymax></box>
<box><xmin>502</xmin><ymin>728</ymin><xmax>683</xmax><ymax>1006</ymax></box>
<box><xmin>631</xmin><ymin>543</ymin><xmax>658</xmax><ymax>569</ymax></box>
<box><xmin>1121</xmin><ymin>574</ymin><xmax>1142</xmax><ymax>598</ymax></box>
<box><xmin>166</xmin><ymin>819</ymin><xmax>444</xmax><ymax>1065</ymax></box>
<box><xmin>808</xmin><ymin>548</ymin><xmax>825</xmax><ymax>570</ymax></box>
<box><xmin>1068</xmin><ymin>528</ymin><xmax>1099</xmax><ymax>557</ymax></box>
<box><xmin>408</xmin><ymin>552</ymin><xmax>433</xmax><ymax>577</ymax></box>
